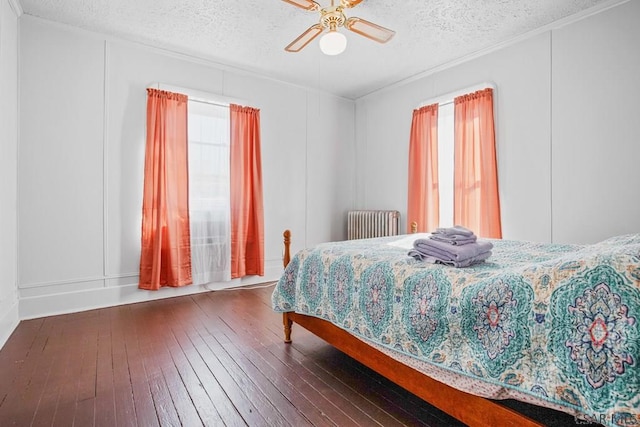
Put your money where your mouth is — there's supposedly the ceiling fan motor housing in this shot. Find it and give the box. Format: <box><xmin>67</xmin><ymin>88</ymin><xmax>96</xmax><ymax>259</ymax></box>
<box><xmin>282</xmin><ymin>0</ymin><xmax>394</xmax><ymax>53</ymax></box>
<box><xmin>320</xmin><ymin>6</ymin><xmax>346</xmax><ymax>30</ymax></box>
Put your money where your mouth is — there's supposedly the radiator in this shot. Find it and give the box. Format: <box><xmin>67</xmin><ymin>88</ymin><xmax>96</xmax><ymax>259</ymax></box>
<box><xmin>347</xmin><ymin>210</ymin><xmax>400</xmax><ymax>240</ymax></box>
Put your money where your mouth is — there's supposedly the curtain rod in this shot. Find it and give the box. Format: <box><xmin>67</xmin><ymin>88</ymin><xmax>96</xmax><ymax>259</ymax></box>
<box><xmin>417</xmin><ymin>82</ymin><xmax>497</xmax><ymax>109</ymax></box>
<box><xmin>148</xmin><ymin>82</ymin><xmax>248</xmax><ymax>108</ymax></box>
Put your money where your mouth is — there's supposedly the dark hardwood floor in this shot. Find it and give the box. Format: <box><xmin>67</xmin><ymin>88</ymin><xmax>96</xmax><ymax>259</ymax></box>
<box><xmin>0</xmin><ymin>284</ymin><xmax>590</xmax><ymax>426</ymax></box>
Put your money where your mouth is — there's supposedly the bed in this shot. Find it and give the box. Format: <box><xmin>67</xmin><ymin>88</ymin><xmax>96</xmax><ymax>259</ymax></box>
<box><xmin>271</xmin><ymin>230</ymin><xmax>640</xmax><ymax>427</ymax></box>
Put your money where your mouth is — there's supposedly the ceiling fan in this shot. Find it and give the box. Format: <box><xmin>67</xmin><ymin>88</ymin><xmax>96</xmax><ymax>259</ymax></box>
<box><xmin>282</xmin><ymin>0</ymin><xmax>395</xmax><ymax>55</ymax></box>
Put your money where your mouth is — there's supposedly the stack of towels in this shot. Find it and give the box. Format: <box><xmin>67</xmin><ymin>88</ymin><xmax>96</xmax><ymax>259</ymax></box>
<box><xmin>408</xmin><ymin>225</ymin><xmax>493</xmax><ymax>268</ymax></box>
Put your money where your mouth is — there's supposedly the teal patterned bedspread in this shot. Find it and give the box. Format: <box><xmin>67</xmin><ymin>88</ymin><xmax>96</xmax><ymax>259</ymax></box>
<box><xmin>271</xmin><ymin>234</ymin><xmax>640</xmax><ymax>426</ymax></box>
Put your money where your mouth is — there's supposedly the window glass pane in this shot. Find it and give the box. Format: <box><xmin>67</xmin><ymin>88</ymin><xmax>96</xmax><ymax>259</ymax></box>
<box><xmin>188</xmin><ymin>100</ymin><xmax>231</xmax><ymax>284</ymax></box>
<box><xmin>437</xmin><ymin>102</ymin><xmax>455</xmax><ymax>228</ymax></box>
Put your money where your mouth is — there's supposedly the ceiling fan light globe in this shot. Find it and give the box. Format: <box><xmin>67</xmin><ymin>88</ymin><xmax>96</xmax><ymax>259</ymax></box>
<box><xmin>319</xmin><ymin>31</ymin><xmax>347</xmax><ymax>55</ymax></box>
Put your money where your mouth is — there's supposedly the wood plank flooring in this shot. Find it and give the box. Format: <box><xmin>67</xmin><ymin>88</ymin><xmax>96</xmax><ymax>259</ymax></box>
<box><xmin>0</xmin><ymin>284</ymin><xmax>589</xmax><ymax>426</ymax></box>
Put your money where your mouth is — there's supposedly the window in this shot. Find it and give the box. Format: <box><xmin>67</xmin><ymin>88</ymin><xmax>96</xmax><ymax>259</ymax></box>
<box><xmin>409</xmin><ymin>84</ymin><xmax>500</xmax><ymax>237</ymax></box>
<box><xmin>140</xmin><ymin>87</ymin><xmax>264</xmax><ymax>290</ymax></box>
<box><xmin>437</xmin><ymin>101</ymin><xmax>455</xmax><ymax>228</ymax></box>
<box><xmin>188</xmin><ymin>100</ymin><xmax>231</xmax><ymax>284</ymax></box>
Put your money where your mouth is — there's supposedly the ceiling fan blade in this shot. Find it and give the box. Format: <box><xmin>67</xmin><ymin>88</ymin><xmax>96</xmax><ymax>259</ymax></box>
<box><xmin>285</xmin><ymin>24</ymin><xmax>324</xmax><ymax>52</ymax></box>
<box><xmin>345</xmin><ymin>17</ymin><xmax>395</xmax><ymax>43</ymax></box>
<box><xmin>281</xmin><ymin>0</ymin><xmax>320</xmax><ymax>11</ymax></box>
<box><xmin>340</xmin><ymin>0</ymin><xmax>364</xmax><ymax>8</ymax></box>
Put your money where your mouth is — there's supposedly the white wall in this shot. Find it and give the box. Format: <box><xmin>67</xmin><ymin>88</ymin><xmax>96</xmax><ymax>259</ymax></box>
<box><xmin>355</xmin><ymin>0</ymin><xmax>640</xmax><ymax>244</ymax></box>
<box><xmin>551</xmin><ymin>0</ymin><xmax>640</xmax><ymax>244</ymax></box>
<box><xmin>356</xmin><ymin>33</ymin><xmax>552</xmax><ymax>241</ymax></box>
<box><xmin>0</xmin><ymin>0</ymin><xmax>19</xmax><ymax>348</ymax></box>
<box><xmin>17</xmin><ymin>16</ymin><xmax>356</xmax><ymax>319</ymax></box>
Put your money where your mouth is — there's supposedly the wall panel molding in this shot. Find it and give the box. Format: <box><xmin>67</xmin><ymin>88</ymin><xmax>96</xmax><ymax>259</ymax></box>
<box><xmin>18</xmin><ymin>258</ymin><xmax>283</xmax><ymax>319</ymax></box>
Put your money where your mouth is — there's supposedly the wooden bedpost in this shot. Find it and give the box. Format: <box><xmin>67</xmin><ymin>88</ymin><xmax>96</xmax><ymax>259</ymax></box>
<box><xmin>283</xmin><ymin>230</ymin><xmax>293</xmax><ymax>343</ymax></box>
<box><xmin>411</xmin><ymin>221</ymin><xmax>418</xmax><ymax>233</ymax></box>
<box><xmin>283</xmin><ymin>313</ymin><xmax>293</xmax><ymax>343</ymax></box>
<box><xmin>283</xmin><ymin>229</ymin><xmax>291</xmax><ymax>267</ymax></box>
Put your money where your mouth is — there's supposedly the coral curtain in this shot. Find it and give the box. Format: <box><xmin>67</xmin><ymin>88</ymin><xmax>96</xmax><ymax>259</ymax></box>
<box><xmin>230</xmin><ymin>104</ymin><xmax>264</xmax><ymax>278</ymax></box>
<box><xmin>407</xmin><ymin>103</ymin><xmax>439</xmax><ymax>233</ymax></box>
<box><xmin>139</xmin><ymin>89</ymin><xmax>192</xmax><ymax>290</ymax></box>
<box><xmin>453</xmin><ymin>88</ymin><xmax>502</xmax><ymax>238</ymax></box>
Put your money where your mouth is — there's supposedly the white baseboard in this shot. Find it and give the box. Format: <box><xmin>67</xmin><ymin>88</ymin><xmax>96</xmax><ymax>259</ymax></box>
<box><xmin>0</xmin><ymin>300</ymin><xmax>19</xmax><ymax>350</ymax></box>
<box><xmin>18</xmin><ymin>260</ymin><xmax>283</xmax><ymax>320</ymax></box>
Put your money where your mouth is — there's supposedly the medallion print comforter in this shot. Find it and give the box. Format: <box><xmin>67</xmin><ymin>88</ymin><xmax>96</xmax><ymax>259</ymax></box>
<box><xmin>271</xmin><ymin>234</ymin><xmax>640</xmax><ymax>426</ymax></box>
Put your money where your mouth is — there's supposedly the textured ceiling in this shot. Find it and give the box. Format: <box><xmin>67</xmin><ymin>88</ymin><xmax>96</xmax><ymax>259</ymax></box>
<box><xmin>19</xmin><ymin>0</ymin><xmax>619</xmax><ymax>99</ymax></box>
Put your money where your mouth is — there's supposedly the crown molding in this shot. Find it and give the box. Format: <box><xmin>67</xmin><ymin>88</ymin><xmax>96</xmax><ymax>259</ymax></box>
<box><xmin>358</xmin><ymin>0</ymin><xmax>629</xmax><ymax>101</ymax></box>
<box><xmin>20</xmin><ymin>13</ymin><xmax>353</xmax><ymax>103</ymax></box>
<box><xmin>8</xmin><ymin>0</ymin><xmax>23</xmax><ymax>16</ymax></box>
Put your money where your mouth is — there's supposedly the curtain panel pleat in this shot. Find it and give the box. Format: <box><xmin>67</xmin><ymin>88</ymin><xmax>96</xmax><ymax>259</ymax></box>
<box><xmin>407</xmin><ymin>103</ymin><xmax>439</xmax><ymax>233</ymax></box>
<box><xmin>139</xmin><ymin>89</ymin><xmax>193</xmax><ymax>290</ymax></box>
<box><xmin>453</xmin><ymin>88</ymin><xmax>502</xmax><ymax>238</ymax></box>
<box><xmin>230</xmin><ymin>104</ymin><xmax>265</xmax><ymax>278</ymax></box>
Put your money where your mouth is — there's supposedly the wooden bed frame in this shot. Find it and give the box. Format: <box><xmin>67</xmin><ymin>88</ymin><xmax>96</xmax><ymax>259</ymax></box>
<box><xmin>280</xmin><ymin>230</ymin><xmax>544</xmax><ymax>427</ymax></box>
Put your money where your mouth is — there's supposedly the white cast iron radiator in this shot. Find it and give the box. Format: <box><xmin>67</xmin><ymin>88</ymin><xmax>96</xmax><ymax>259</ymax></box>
<box><xmin>347</xmin><ymin>210</ymin><xmax>400</xmax><ymax>240</ymax></box>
